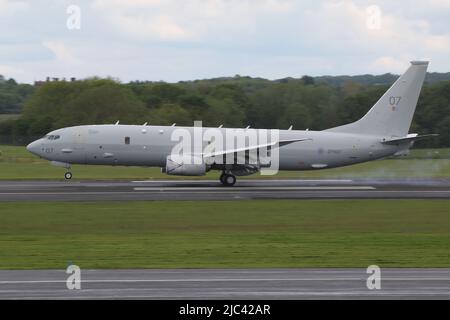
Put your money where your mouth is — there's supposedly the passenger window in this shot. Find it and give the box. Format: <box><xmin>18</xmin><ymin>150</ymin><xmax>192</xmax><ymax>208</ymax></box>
<box><xmin>125</xmin><ymin>137</ymin><xmax>130</xmax><ymax>145</ymax></box>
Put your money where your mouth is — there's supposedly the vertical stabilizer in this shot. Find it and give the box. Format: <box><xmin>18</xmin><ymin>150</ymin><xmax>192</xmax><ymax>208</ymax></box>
<box><xmin>326</xmin><ymin>61</ymin><xmax>428</xmax><ymax>137</ymax></box>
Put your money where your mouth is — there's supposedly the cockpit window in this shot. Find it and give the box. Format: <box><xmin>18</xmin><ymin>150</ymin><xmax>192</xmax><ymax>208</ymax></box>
<box><xmin>45</xmin><ymin>135</ymin><xmax>61</xmax><ymax>140</ymax></box>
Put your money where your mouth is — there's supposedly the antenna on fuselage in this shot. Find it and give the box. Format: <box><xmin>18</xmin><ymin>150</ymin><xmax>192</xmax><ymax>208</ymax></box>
<box><xmin>142</xmin><ymin>122</ymin><xmax>148</xmax><ymax>126</ymax></box>
<box><xmin>218</xmin><ymin>124</ymin><xmax>223</xmax><ymax>128</ymax></box>
<box><xmin>245</xmin><ymin>125</ymin><xmax>250</xmax><ymax>129</ymax></box>
<box><xmin>171</xmin><ymin>123</ymin><xmax>176</xmax><ymax>127</ymax></box>
<box><xmin>115</xmin><ymin>121</ymin><xmax>120</xmax><ymax>125</ymax></box>
<box><xmin>288</xmin><ymin>125</ymin><xmax>293</xmax><ymax>130</ymax></box>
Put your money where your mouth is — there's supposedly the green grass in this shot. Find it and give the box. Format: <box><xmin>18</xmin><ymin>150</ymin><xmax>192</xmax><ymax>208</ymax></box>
<box><xmin>395</xmin><ymin>147</ymin><xmax>450</xmax><ymax>159</ymax></box>
<box><xmin>0</xmin><ymin>200</ymin><xmax>449</xmax><ymax>269</ymax></box>
<box><xmin>1</xmin><ymin>145</ymin><xmax>450</xmax><ymax>179</ymax></box>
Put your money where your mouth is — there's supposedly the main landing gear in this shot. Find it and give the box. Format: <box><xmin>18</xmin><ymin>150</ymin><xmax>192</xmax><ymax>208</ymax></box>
<box><xmin>64</xmin><ymin>171</ymin><xmax>72</xmax><ymax>180</ymax></box>
<box><xmin>220</xmin><ymin>172</ymin><xmax>236</xmax><ymax>187</ymax></box>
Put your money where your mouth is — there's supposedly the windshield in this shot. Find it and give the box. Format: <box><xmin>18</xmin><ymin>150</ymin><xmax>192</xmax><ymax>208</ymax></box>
<box><xmin>43</xmin><ymin>135</ymin><xmax>61</xmax><ymax>140</ymax></box>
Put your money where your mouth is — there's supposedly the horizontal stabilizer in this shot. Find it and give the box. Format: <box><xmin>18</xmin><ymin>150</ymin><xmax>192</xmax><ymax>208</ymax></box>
<box><xmin>382</xmin><ymin>133</ymin><xmax>438</xmax><ymax>145</ymax></box>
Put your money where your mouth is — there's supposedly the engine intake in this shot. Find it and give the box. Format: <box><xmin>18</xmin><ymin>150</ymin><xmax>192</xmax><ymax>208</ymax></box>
<box><xmin>165</xmin><ymin>155</ymin><xmax>206</xmax><ymax>176</ymax></box>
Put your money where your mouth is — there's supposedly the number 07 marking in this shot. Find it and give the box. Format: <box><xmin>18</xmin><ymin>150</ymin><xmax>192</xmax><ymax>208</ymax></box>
<box><xmin>389</xmin><ymin>96</ymin><xmax>401</xmax><ymax>106</ymax></box>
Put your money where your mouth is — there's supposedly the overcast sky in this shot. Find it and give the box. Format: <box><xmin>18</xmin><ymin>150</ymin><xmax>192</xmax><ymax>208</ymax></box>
<box><xmin>1</xmin><ymin>0</ymin><xmax>450</xmax><ymax>83</ymax></box>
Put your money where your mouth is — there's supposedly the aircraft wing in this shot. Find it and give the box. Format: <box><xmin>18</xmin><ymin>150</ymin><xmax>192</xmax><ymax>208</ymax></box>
<box><xmin>203</xmin><ymin>138</ymin><xmax>311</xmax><ymax>158</ymax></box>
<box><xmin>381</xmin><ymin>133</ymin><xmax>438</xmax><ymax>145</ymax></box>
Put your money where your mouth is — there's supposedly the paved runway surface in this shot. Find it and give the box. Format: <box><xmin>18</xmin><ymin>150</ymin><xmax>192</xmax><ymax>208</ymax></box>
<box><xmin>0</xmin><ymin>268</ymin><xmax>449</xmax><ymax>299</ymax></box>
<box><xmin>1</xmin><ymin>178</ymin><xmax>450</xmax><ymax>201</ymax></box>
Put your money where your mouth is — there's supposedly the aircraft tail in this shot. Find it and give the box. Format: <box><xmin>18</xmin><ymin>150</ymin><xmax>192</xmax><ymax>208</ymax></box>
<box><xmin>326</xmin><ymin>61</ymin><xmax>428</xmax><ymax>137</ymax></box>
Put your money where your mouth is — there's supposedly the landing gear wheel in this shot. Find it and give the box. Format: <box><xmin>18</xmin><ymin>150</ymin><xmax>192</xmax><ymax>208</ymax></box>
<box><xmin>221</xmin><ymin>174</ymin><xmax>236</xmax><ymax>187</ymax></box>
<box><xmin>64</xmin><ymin>172</ymin><xmax>72</xmax><ymax>180</ymax></box>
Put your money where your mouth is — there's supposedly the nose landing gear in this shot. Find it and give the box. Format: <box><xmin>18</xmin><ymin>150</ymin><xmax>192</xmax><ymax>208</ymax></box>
<box><xmin>220</xmin><ymin>172</ymin><xmax>236</xmax><ymax>186</ymax></box>
<box><xmin>64</xmin><ymin>172</ymin><xmax>72</xmax><ymax>180</ymax></box>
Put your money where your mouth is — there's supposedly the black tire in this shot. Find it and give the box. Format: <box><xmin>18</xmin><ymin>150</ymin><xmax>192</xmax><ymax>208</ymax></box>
<box><xmin>222</xmin><ymin>174</ymin><xmax>236</xmax><ymax>187</ymax></box>
<box><xmin>65</xmin><ymin>172</ymin><xmax>72</xmax><ymax>180</ymax></box>
<box><xmin>219</xmin><ymin>173</ymin><xmax>226</xmax><ymax>184</ymax></box>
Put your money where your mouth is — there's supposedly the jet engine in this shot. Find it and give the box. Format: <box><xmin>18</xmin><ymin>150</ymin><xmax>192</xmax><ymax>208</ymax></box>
<box><xmin>164</xmin><ymin>155</ymin><xmax>207</xmax><ymax>176</ymax></box>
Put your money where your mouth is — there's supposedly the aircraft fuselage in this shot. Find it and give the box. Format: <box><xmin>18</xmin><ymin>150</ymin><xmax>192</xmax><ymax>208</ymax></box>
<box><xmin>27</xmin><ymin>124</ymin><xmax>405</xmax><ymax>171</ymax></box>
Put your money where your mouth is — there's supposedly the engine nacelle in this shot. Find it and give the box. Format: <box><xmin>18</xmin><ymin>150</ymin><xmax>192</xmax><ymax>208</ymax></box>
<box><xmin>164</xmin><ymin>155</ymin><xmax>206</xmax><ymax>176</ymax></box>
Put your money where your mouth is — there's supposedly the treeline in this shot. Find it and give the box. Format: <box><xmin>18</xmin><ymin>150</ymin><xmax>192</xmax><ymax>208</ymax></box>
<box><xmin>0</xmin><ymin>74</ymin><xmax>449</xmax><ymax>147</ymax></box>
<box><xmin>0</xmin><ymin>75</ymin><xmax>34</xmax><ymax>114</ymax></box>
<box><xmin>314</xmin><ymin>71</ymin><xmax>450</xmax><ymax>87</ymax></box>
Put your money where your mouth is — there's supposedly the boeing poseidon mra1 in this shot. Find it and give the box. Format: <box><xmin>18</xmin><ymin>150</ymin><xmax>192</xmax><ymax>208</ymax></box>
<box><xmin>27</xmin><ymin>61</ymin><xmax>437</xmax><ymax>186</ymax></box>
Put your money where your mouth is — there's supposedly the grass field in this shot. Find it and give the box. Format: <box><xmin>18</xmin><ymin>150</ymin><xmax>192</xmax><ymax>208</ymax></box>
<box><xmin>1</xmin><ymin>144</ymin><xmax>450</xmax><ymax>179</ymax></box>
<box><xmin>0</xmin><ymin>200</ymin><xmax>449</xmax><ymax>269</ymax></box>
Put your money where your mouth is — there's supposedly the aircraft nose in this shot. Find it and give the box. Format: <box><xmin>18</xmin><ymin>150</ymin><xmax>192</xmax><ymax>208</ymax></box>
<box><xmin>26</xmin><ymin>140</ymin><xmax>40</xmax><ymax>156</ymax></box>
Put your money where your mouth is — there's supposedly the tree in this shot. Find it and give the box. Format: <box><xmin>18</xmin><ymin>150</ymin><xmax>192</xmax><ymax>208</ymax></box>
<box><xmin>277</xmin><ymin>103</ymin><xmax>312</xmax><ymax>129</ymax></box>
<box><xmin>336</xmin><ymin>87</ymin><xmax>386</xmax><ymax>125</ymax></box>
<box><xmin>149</xmin><ymin>103</ymin><xmax>191</xmax><ymax>126</ymax></box>
<box><xmin>301</xmin><ymin>75</ymin><xmax>315</xmax><ymax>86</ymax></box>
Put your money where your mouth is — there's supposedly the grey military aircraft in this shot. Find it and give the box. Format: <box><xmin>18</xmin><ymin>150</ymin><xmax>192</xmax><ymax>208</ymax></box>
<box><xmin>27</xmin><ymin>61</ymin><xmax>436</xmax><ymax>186</ymax></box>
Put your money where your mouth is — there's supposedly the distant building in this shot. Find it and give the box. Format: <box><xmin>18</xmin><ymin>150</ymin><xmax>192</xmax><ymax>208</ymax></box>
<box><xmin>34</xmin><ymin>77</ymin><xmax>77</xmax><ymax>87</ymax></box>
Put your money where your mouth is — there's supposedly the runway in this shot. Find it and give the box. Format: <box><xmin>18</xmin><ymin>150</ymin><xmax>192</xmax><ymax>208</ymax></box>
<box><xmin>0</xmin><ymin>268</ymin><xmax>449</xmax><ymax>299</ymax></box>
<box><xmin>0</xmin><ymin>178</ymin><xmax>450</xmax><ymax>201</ymax></box>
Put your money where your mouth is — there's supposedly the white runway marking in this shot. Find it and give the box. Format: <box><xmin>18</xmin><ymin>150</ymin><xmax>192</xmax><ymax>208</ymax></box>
<box><xmin>1</xmin><ymin>269</ymin><xmax>448</xmax><ymax>299</ymax></box>
<box><xmin>133</xmin><ymin>186</ymin><xmax>376</xmax><ymax>191</ymax></box>
<box><xmin>1</xmin><ymin>277</ymin><xmax>450</xmax><ymax>284</ymax></box>
<box><xmin>3</xmin><ymin>291</ymin><xmax>450</xmax><ymax>300</ymax></box>
<box><xmin>131</xmin><ymin>179</ymin><xmax>354</xmax><ymax>183</ymax></box>
<box><xmin>4</xmin><ymin>190</ymin><xmax>450</xmax><ymax>196</ymax></box>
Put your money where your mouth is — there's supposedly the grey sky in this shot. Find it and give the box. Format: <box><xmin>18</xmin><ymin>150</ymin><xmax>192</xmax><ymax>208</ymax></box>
<box><xmin>1</xmin><ymin>0</ymin><xmax>449</xmax><ymax>83</ymax></box>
